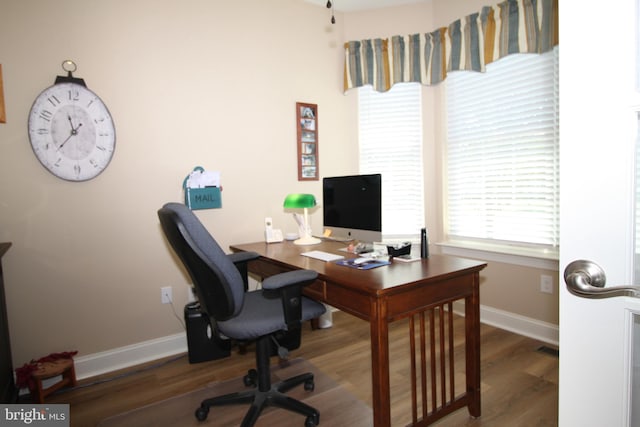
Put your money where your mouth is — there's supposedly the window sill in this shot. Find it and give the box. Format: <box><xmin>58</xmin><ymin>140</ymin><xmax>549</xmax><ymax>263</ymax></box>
<box><xmin>437</xmin><ymin>240</ymin><xmax>559</xmax><ymax>271</ymax></box>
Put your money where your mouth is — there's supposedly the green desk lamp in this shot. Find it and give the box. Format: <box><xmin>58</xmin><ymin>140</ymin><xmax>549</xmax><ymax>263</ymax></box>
<box><xmin>283</xmin><ymin>193</ymin><xmax>321</xmax><ymax>245</ymax></box>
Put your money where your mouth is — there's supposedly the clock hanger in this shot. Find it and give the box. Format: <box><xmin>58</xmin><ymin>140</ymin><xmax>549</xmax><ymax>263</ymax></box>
<box><xmin>54</xmin><ymin>59</ymin><xmax>86</xmax><ymax>87</ymax></box>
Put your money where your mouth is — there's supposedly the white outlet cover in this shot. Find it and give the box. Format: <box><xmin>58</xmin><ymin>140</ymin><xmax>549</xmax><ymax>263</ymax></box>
<box><xmin>161</xmin><ymin>287</ymin><xmax>172</xmax><ymax>303</ymax></box>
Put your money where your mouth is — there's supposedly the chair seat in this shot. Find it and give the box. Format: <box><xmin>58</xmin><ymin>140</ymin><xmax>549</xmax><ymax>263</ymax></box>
<box><xmin>217</xmin><ymin>291</ymin><xmax>326</xmax><ymax>340</ymax></box>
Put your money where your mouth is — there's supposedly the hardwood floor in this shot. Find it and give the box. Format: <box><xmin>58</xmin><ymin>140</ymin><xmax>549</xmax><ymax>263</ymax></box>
<box><xmin>42</xmin><ymin>310</ymin><xmax>558</xmax><ymax>426</ymax></box>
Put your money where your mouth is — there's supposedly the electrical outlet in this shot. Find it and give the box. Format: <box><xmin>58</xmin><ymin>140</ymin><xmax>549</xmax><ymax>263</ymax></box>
<box><xmin>161</xmin><ymin>286</ymin><xmax>172</xmax><ymax>304</ymax></box>
<box><xmin>540</xmin><ymin>275</ymin><xmax>553</xmax><ymax>294</ymax></box>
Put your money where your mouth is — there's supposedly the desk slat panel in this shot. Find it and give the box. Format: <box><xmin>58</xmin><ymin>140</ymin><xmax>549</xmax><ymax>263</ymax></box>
<box><xmin>406</xmin><ymin>303</ymin><xmax>470</xmax><ymax>426</ymax></box>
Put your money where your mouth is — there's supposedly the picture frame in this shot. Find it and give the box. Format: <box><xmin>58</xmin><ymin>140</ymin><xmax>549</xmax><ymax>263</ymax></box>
<box><xmin>0</xmin><ymin>65</ymin><xmax>5</xmax><ymax>123</ymax></box>
<box><xmin>296</xmin><ymin>102</ymin><xmax>318</xmax><ymax>180</ymax></box>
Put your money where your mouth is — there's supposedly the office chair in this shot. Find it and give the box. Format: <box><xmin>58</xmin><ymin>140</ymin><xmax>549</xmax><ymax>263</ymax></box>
<box><xmin>157</xmin><ymin>202</ymin><xmax>326</xmax><ymax>427</ymax></box>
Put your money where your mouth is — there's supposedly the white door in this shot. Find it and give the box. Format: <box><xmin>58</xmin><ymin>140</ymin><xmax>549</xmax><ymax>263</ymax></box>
<box><xmin>560</xmin><ymin>1</ymin><xmax>640</xmax><ymax>425</ymax></box>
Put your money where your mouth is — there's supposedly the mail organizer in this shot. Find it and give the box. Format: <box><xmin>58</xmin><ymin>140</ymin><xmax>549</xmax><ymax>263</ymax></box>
<box><xmin>183</xmin><ymin>167</ymin><xmax>222</xmax><ymax>210</ymax></box>
<box><xmin>185</xmin><ymin>186</ymin><xmax>221</xmax><ymax>210</ymax></box>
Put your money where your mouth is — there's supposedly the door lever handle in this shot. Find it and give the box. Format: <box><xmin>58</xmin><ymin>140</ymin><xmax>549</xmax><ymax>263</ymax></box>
<box><xmin>564</xmin><ymin>260</ymin><xmax>640</xmax><ymax>299</ymax></box>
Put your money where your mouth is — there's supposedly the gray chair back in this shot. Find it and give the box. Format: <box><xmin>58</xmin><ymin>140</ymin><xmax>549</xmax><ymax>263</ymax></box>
<box><xmin>158</xmin><ymin>202</ymin><xmax>244</xmax><ymax>321</ymax></box>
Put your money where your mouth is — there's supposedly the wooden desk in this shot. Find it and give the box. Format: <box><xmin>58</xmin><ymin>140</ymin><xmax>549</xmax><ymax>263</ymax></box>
<box><xmin>230</xmin><ymin>241</ymin><xmax>486</xmax><ymax>427</ymax></box>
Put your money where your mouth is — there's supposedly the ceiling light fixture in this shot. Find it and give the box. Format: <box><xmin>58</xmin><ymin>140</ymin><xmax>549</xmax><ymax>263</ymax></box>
<box><xmin>326</xmin><ymin>0</ymin><xmax>336</xmax><ymax>24</ymax></box>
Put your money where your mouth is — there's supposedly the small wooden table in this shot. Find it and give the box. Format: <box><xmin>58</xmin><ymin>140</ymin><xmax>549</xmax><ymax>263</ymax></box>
<box><xmin>31</xmin><ymin>358</ymin><xmax>77</xmax><ymax>403</ymax></box>
<box><xmin>230</xmin><ymin>241</ymin><xmax>486</xmax><ymax>427</ymax></box>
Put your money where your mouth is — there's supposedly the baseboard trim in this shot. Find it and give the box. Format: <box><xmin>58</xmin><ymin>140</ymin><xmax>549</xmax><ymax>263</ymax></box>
<box><xmin>70</xmin><ymin>305</ymin><xmax>557</xmax><ymax>383</ymax></box>
<box><xmin>481</xmin><ymin>305</ymin><xmax>558</xmax><ymax>346</ymax></box>
<box><xmin>453</xmin><ymin>303</ymin><xmax>559</xmax><ymax>346</ymax></box>
<box><xmin>74</xmin><ymin>332</ymin><xmax>187</xmax><ymax>380</ymax></box>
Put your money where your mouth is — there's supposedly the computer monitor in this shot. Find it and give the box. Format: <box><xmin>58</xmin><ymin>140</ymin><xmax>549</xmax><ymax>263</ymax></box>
<box><xmin>322</xmin><ymin>173</ymin><xmax>382</xmax><ymax>243</ymax></box>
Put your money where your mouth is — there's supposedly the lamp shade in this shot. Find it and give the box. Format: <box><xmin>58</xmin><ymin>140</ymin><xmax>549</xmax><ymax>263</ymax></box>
<box><xmin>283</xmin><ymin>193</ymin><xmax>317</xmax><ymax>209</ymax></box>
<box><xmin>283</xmin><ymin>193</ymin><xmax>320</xmax><ymax>245</ymax></box>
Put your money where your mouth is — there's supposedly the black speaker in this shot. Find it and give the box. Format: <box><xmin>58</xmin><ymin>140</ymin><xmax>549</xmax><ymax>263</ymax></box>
<box><xmin>184</xmin><ymin>302</ymin><xmax>231</xmax><ymax>364</ymax></box>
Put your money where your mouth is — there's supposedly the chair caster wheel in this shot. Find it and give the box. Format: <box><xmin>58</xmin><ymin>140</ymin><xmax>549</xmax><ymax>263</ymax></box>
<box><xmin>244</xmin><ymin>369</ymin><xmax>258</xmax><ymax>387</ymax></box>
<box><xmin>304</xmin><ymin>378</ymin><xmax>315</xmax><ymax>392</ymax></box>
<box><xmin>195</xmin><ymin>406</ymin><xmax>209</xmax><ymax>421</ymax></box>
<box><xmin>305</xmin><ymin>413</ymin><xmax>319</xmax><ymax>426</ymax></box>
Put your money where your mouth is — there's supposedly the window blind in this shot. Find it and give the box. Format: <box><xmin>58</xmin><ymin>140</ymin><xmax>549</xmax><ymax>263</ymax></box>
<box><xmin>446</xmin><ymin>47</ymin><xmax>559</xmax><ymax>247</ymax></box>
<box><xmin>358</xmin><ymin>83</ymin><xmax>424</xmax><ymax>238</ymax></box>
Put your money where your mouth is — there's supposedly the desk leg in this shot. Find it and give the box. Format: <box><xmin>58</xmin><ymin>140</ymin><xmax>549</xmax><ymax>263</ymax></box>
<box><xmin>370</xmin><ymin>299</ymin><xmax>391</xmax><ymax>427</ymax></box>
<box><xmin>465</xmin><ymin>273</ymin><xmax>482</xmax><ymax>417</ymax></box>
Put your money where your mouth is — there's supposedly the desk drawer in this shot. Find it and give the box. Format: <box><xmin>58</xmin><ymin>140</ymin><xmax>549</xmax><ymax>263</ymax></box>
<box><xmin>249</xmin><ymin>259</ymin><xmax>291</xmax><ymax>278</ymax></box>
<box><xmin>304</xmin><ymin>279</ymin><xmax>326</xmax><ymax>301</ymax></box>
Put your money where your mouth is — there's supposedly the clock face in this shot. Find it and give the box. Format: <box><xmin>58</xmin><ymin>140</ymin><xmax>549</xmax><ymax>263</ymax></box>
<box><xmin>28</xmin><ymin>82</ymin><xmax>116</xmax><ymax>181</ymax></box>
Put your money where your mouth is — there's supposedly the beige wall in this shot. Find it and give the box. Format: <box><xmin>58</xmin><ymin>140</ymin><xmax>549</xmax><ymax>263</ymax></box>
<box><xmin>0</xmin><ymin>0</ymin><xmax>558</xmax><ymax>369</ymax></box>
<box><xmin>0</xmin><ymin>0</ymin><xmax>356</xmax><ymax>365</ymax></box>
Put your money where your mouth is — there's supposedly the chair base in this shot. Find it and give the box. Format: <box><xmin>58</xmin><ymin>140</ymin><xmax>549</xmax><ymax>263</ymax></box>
<box><xmin>195</xmin><ymin>372</ymin><xmax>319</xmax><ymax>427</ymax></box>
<box><xmin>194</xmin><ymin>336</ymin><xmax>320</xmax><ymax>427</ymax></box>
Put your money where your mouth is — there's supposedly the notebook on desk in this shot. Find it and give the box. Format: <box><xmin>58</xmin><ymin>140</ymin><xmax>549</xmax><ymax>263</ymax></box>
<box><xmin>301</xmin><ymin>250</ymin><xmax>344</xmax><ymax>262</ymax></box>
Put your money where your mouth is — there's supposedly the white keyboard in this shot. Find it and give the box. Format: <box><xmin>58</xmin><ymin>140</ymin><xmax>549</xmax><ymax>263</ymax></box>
<box><xmin>301</xmin><ymin>251</ymin><xmax>344</xmax><ymax>262</ymax></box>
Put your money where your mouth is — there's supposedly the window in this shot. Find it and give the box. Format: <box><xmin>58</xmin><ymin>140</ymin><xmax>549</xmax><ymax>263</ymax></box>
<box><xmin>445</xmin><ymin>47</ymin><xmax>559</xmax><ymax>249</ymax></box>
<box><xmin>358</xmin><ymin>83</ymin><xmax>424</xmax><ymax>239</ymax></box>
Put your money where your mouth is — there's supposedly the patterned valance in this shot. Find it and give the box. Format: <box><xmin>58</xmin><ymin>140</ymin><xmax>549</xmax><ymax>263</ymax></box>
<box><xmin>343</xmin><ymin>0</ymin><xmax>558</xmax><ymax>92</ymax></box>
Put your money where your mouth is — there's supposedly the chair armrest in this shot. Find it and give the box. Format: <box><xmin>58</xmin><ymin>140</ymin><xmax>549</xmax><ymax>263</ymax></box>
<box><xmin>263</xmin><ymin>270</ymin><xmax>318</xmax><ymax>330</ymax></box>
<box><xmin>227</xmin><ymin>251</ymin><xmax>260</xmax><ymax>290</ymax></box>
<box><xmin>227</xmin><ymin>251</ymin><xmax>260</xmax><ymax>264</ymax></box>
<box><xmin>262</xmin><ymin>269</ymin><xmax>318</xmax><ymax>291</ymax></box>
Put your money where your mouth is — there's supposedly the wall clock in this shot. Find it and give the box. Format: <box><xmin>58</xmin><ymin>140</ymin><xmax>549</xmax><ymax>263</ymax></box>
<box><xmin>28</xmin><ymin>60</ymin><xmax>115</xmax><ymax>182</ymax></box>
